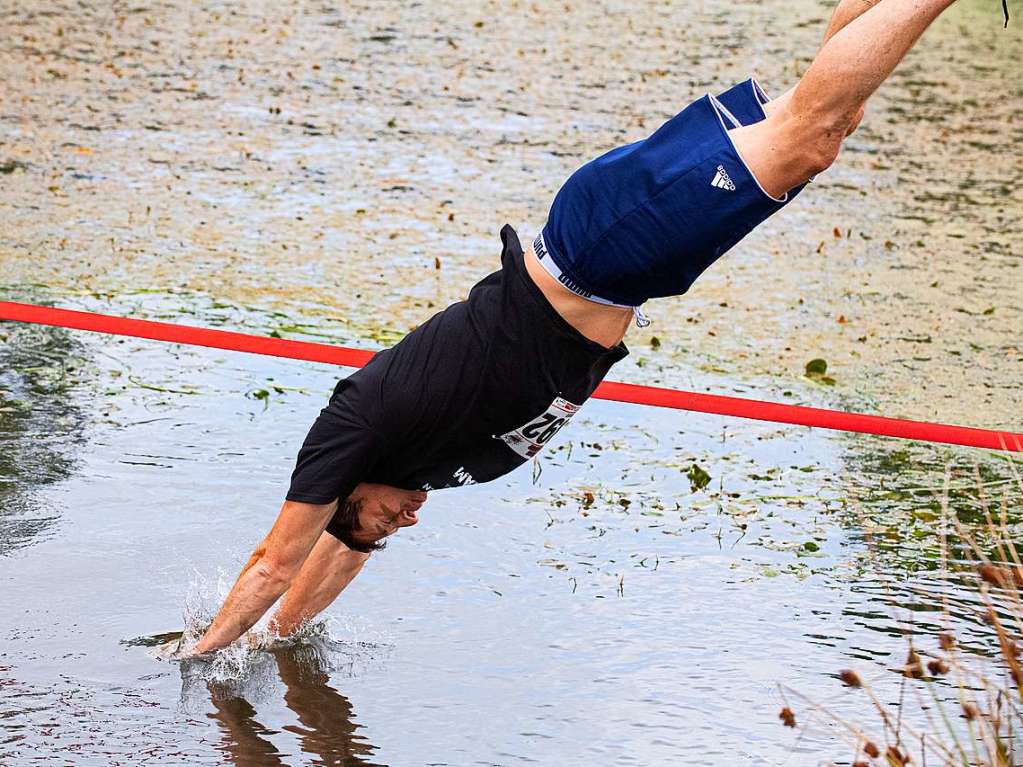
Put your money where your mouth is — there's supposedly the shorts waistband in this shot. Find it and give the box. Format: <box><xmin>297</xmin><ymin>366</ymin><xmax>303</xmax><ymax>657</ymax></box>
<box><xmin>532</xmin><ymin>232</ymin><xmax>650</xmax><ymax>327</ymax></box>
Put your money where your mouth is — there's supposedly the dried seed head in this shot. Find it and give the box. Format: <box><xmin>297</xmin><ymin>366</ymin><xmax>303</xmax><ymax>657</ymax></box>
<box><xmin>864</xmin><ymin>741</ymin><xmax>880</xmax><ymax>758</ymax></box>
<box><xmin>885</xmin><ymin>745</ymin><xmax>908</xmax><ymax>766</ymax></box>
<box><xmin>839</xmin><ymin>669</ymin><xmax>862</xmax><ymax>687</ymax></box>
<box><xmin>938</xmin><ymin>633</ymin><xmax>956</xmax><ymax>651</ymax></box>
<box><xmin>1006</xmin><ymin>642</ymin><xmax>1020</xmax><ymax>661</ymax></box>
<box><xmin>778</xmin><ymin>707</ymin><xmax>796</xmax><ymax>728</ymax></box>
<box><xmin>963</xmin><ymin>702</ymin><xmax>980</xmax><ymax>721</ymax></box>
<box><xmin>904</xmin><ymin>648</ymin><xmax>924</xmax><ymax>679</ymax></box>
<box><xmin>927</xmin><ymin>659</ymin><xmax>949</xmax><ymax>675</ymax></box>
<box><xmin>978</xmin><ymin>564</ymin><xmax>1023</xmax><ymax>589</ymax></box>
<box><xmin>979</xmin><ymin>564</ymin><xmax>1003</xmax><ymax>586</ymax></box>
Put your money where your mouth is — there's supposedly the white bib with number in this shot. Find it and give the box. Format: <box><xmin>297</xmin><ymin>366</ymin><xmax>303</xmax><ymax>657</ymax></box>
<box><xmin>498</xmin><ymin>396</ymin><xmax>581</xmax><ymax>459</ymax></box>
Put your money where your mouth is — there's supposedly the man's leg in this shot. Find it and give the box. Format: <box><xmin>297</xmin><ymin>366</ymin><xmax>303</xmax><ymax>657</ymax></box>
<box><xmin>733</xmin><ymin>0</ymin><xmax>956</xmax><ymax>198</ymax></box>
<box><xmin>268</xmin><ymin>532</ymin><xmax>369</xmax><ymax>636</ymax></box>
<box><xmin>823</xmin><ymin>0</ymin><xmax>887</xmax><ymax>44</ymax></box>
<box><xmin>763</xmin><ymin>0</ymin><xmax>884</xmax><ymax>123</ymax></box>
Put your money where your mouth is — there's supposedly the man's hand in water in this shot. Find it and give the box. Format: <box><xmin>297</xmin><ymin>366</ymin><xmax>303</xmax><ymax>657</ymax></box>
<box><xmin>191</xmin><ymin>483</ymin><xmax>427</xmax><ymax>655</ymax></box>
<box><xmin>191</xmin><ymin>498</ymin><xmax>339</xmax><ymax>655</ymax></box>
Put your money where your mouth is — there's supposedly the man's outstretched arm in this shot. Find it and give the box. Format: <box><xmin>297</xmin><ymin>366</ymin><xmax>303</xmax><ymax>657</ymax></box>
<box><xmin>268</xmin><ymin>532</ymin><xmax>370</xmax><ymax>636</ymax></box>
<box><xmin>193</xmin><ymin>499</ymin><xmax>337</xmax><ymax>653</ymax></box>
<box><xmin>268</xmin><ymin>481</ymin><xmax>427</xmax><ymax>635</ymax></box>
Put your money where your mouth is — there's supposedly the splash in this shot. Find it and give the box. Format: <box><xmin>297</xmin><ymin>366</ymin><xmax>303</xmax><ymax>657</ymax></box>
<box><xmin>131</xmin><ymin>567</ymin><xmax>393</xmax><ymax>694</ymax></box>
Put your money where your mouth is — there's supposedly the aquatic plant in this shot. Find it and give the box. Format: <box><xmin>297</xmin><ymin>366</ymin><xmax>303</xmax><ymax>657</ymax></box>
<box><xmin>781</xmin><ymin>456</ymin><xmax>1023</xmax><ymax>765</ymax></box>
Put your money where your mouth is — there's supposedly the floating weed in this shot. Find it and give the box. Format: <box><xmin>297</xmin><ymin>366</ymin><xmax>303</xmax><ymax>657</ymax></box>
<box><xmin>0</xmin><ymin>159</ymin><xmax>28</xmax><ymax>174</ymax></box>
<box><xmin>364</xmin><ymin>325</ymin><xmax>406</xmax><ymax>345</ymax></box>
<box><xmin>686</xmin><ymin>463</ymin><xmax>712</xmax><ymax>492</ymax></box>
<box><xmin>849</xmin><ymin>445</ymin><xmax>1021</xmax><ymax>571</ymax></box>
<box><xmin>805</xmin><ymin>358</ymin><xmax>837</xmax><ymax>386</ymax></box>
<box><xmin>127</xmin><ymin>375</ymin><xmax>201</xmax><ymax>395</ymax></box>
<box><xmin>248</xmin><ymin>388</ymin><xmax>271</xmax><ymax>409</ymax></box>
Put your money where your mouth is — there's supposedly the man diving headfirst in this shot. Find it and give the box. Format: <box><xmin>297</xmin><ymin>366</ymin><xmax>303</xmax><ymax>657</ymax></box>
<box><xmin>195</xmin><ymin>0</ymin><xmax>965</xmax><ymax>653</ymax></box>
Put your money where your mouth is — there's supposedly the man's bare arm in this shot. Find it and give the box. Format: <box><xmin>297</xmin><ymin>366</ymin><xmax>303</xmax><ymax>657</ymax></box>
<box><xmin>267</xmin><ymin>481</ymin><xmax>427</xmax><ymax>634</ymax></box>
<box><xmin>268</xmin><ymin>532</ymin><xmax>370</xmax><ymax>636</ymax></box>
<box><xmin>193</xmin><ymin>499</ymin><xmax>337</xmax><ymax>653</ymax></box>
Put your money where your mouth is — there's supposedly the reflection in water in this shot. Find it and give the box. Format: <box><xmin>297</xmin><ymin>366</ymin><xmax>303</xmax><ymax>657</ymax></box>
<box><xmin>183</xmin><ymin>639</ymin><xmax>383</xmax><ymax>767</ymax></box>
<box><xmin>841</xmin><ymin>441</ymin><xmax>1022</xmax><ymax>653</ymax></box>
<box><xmin>276</xmin><ymin>646</ymin><xmax>380</xmax><ymax>767</ymax></box>
<box><xmin>0</xmin><ymin>322</ymin><xmax>91</xmax><ymax>555</ymax></box>
<box><xmin>207</xmin><ymin>694</ymin><xmax>287</xmax><ymax>767</ymax></box>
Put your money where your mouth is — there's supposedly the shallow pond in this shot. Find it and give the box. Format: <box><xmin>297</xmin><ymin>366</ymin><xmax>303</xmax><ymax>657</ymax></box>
<box><xmin>0</xmin><ymin>303</ymin><xmax>1018</xmax><ymax>766</ymax></box>
<box><xmin>1</xmin><ymin>0</ymin><xmax>1021</xmax><ymax>764</ymax></box>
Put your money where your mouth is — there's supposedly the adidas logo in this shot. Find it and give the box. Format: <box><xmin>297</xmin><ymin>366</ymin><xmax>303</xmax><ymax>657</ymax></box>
<box><xmin>710</xmin><ymin>165</ymin><xmax>736</xmax><ymax>191</ymax></box>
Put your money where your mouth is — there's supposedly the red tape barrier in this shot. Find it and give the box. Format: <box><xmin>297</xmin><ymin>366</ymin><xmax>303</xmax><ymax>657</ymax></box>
<box><xmin>1</xmin><ymin>300</ymin><xmax>1020</xmax><ymax>453</ymax></box>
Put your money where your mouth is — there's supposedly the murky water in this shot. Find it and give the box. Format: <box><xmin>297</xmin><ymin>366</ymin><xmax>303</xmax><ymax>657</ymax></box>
<box><xmin>0</xmin><ymin>297</ymin><xmax>1018</xmax><ymax>766</ymax></box>
<box><xmin>1</xmin><ymin>0</ymin><xmax>1020</xmax><ymax>765</ymax></box>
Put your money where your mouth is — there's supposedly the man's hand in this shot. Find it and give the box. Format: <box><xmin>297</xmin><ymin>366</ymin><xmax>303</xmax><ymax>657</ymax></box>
<box><xmin>192</xmin><ymin>499</ymin><xmax>338</xmax><ymax>654</ymax></box>
<box><xmin>191</xmin><ymin>483</ymin><xmax>427</xmax><ymax>655</ymax></box>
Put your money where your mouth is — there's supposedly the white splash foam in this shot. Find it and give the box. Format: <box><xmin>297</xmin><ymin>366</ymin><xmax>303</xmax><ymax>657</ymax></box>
<box><xmin>158</xmin><ymin>566</ymin><xmax>394</xmax><ymax>696</ymax></box>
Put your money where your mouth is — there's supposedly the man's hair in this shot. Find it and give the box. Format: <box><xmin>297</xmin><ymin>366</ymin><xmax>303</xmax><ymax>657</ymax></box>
<box><xmin>330</xmin><ymin>496</ymin><xmax>387</xmax><ymax>554</ymax></box>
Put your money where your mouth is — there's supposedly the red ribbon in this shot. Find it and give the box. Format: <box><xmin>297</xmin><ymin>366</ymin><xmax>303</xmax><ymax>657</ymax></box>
<box><xmin>2</xmin><ymin>300</ymin><xmax>1019</xmax><ymax>453</ymax></box>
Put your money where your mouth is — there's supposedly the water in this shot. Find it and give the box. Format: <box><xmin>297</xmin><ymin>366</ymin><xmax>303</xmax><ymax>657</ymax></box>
<box><xmin>1</xmin><ymin>0</ymin><xmax>1021</xmax><ymax>764</ymax></box>
<box><xmin>0</xmin><ymin>303</ymin><xmax>1017</xmax><ymax>765</ymax></box>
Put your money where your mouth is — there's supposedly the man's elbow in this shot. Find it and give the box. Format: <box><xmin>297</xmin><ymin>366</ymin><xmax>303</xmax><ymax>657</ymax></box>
<box><xmin>254</xmin><ymin>553</ymin><xmax>299</xmax><ymax>592</ymax></box>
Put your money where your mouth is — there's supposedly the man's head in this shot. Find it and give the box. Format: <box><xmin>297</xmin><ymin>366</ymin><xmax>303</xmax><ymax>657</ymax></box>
<box><xmin>330</xmin><ymin>483</ymin><xmax>427</xmax><ymax>553</ymax></box>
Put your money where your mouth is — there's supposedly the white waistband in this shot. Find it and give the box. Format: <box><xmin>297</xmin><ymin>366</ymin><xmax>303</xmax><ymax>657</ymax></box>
<box><xmin>532</xmin><ymin>232</ymin><xmax>650</xmax><ymax>327</ymax></box>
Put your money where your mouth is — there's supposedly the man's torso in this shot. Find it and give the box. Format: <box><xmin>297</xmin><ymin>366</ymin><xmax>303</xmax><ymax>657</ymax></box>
<box><xmin>345</xmin><ymin>225</ymin><xmax>628</xmax><ymax>492</ymax></box>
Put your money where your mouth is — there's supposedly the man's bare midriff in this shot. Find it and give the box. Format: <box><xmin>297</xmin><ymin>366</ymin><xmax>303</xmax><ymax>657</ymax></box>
<box><xmin>523</xmin><ymin>241</ymin><xmax>632</xmax><ymax>349</ymax></box>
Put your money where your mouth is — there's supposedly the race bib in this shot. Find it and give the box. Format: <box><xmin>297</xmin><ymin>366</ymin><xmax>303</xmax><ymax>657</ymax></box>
<box><xmin>498</xmin><ymin>396</ymin><xmax>581</xmax><ymax>459</ymax></box>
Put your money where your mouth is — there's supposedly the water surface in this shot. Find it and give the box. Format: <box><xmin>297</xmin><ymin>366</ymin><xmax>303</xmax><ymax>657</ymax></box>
<box><xmin>1</xmin><ymin>0</ymin><xmax>1020</xmax><ymax>764</ymax></box>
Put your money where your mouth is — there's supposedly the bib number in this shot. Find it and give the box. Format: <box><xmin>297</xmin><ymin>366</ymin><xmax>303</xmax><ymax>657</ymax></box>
<box><xmin>498</xmin><ymin>397</ymin><xmax>580</xmax><ymax>458</ymax></box>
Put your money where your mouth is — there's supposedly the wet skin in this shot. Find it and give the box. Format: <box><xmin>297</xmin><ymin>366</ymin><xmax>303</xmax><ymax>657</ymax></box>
<box><xmin>195</xmin><ymin>483</ymin><xmax>426</xmax><ymax>653</ymax></box>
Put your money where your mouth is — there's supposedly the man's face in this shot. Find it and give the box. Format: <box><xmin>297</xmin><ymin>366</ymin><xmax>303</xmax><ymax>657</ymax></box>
<box><xmin>349</xmin><ymin>483</ymin><xmax>427</xmax><ymax>546</ymax></box>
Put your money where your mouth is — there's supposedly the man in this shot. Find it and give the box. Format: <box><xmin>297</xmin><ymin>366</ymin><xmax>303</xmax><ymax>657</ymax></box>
<box><xmin>195</xmin><ymin>0</ymin><xmax>960</xmax><ymax>653</ymax></box>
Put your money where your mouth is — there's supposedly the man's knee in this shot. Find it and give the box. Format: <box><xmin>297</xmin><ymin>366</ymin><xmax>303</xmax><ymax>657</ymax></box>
<box><xmin>784</xmin><ymin>95</ymin><xmax>864</xmax><ymax>176</ymax></box>
<box><xmin>731</xmin><ymin>102</ymin><xmax>855</xmax><ymax>196</ymax></box>
<box><xmin>785</xmin><ymin>112</ymin><xmax>851</xmax><ymax>177</ymax></box>
<box><xmin>805</xmin><ymin>128</ymin><xmax>845</xmax><ymax>176</ymax></box>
